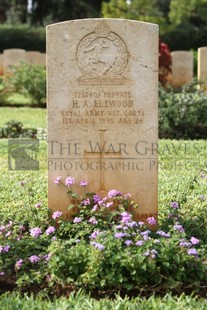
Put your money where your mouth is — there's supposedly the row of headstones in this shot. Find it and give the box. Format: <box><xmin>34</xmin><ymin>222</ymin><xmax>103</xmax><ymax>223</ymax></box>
<box><xmin>0</xmin><ymin>49</ymin><xmax>46</xmax><ymax>75</ymax></box>
<box><xmin>1</xmin><ymin>48</ymin><xmax>207</xmax><ymax>88</ymax></box>
<box><xmin>170</xmin><ymin>48</ymin><xmax>207</xmax><ymax>88</ymax></box>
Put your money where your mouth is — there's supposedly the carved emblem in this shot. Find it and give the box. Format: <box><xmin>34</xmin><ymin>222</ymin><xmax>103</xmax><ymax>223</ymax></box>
<box><xmin>76</xmin><ymin>22</ymin><xmax>128</xmax><ymax>85</ymax></box>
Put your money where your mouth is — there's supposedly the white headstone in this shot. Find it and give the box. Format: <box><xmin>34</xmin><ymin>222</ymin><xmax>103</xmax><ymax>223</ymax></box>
<box><xmin>171</xmin><ymin>51</ymin><xmax>193</xmax><ymax>88</ymax></box>
<box><xmin>198</xmin><ymin>47</ymin><xmax>207</xmax><ymax>91</ymax></box>
<box><xmin>47</xmin><ymin>19</ymin><xmax>158</xmax><ymax>222</ymax></box>
<box><xmin>0</xmin><ymin>54</ymin><xmax>3</xmax><ymax>75</ymax></box>
<box><xmin>25</xmin><ymin>51</ymin><xmax>41</xmax><ymax>65</ymax></box>
<box><xmin>3</xmin><ymin>49</ymin><xmax>26</xmax><ymax>73</ymax></box>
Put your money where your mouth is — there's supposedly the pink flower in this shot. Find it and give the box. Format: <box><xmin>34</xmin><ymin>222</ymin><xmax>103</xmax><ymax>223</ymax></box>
<box><xmin>65</xmin><ymin>176</ymin><xmax>75</xmax><ymax>186</ymax></box>
<box><xmin>93</xmin><ymin>194</ymin><xmax>101</xmax><ymax>203</ymax></box>
<box><xmin>108</xmin><ymin>189</ymin><xmax>122</xmax><ymax>198</ymax></box>
<box><xmin>146</xmin><ymin>217</ymin><xmax>157</xmax><ymax>225</ymax></box>
<box><xmin>91</xmin><ymin>205</ymin><xmax>98</xmax><ymax>212</ymax></box>
<box><xmin>6</xmin><ymin>221</ymin><xmax>13</xmax><ymax>228</ymax></box>
<box><xmin>46</xmin><ymin>226</ymin><xmax>56</xmax><ymax>235</ymax></box>
<box><xmin>80</xmin><ymin>180</ymin><xmax>88</xmax><ymax>186</ymax></box>
<box><xmin>30</xmin><ymin>227</ymin><xmax>42</xmax><ymax>238</ymax></box>
<box><xmin>52</xmin><ymin>210</ymin><xmax>63</xmax><ymax>219</ymax></box>
<box><xmin>35</xmin><ymin>202</ymin><xmax>42</xmax><ymax>208</ymax></box>
<box><xmin>15</xmin><ymin>259</ymin><xmax>23</xmax><ymax>270</ymax></box>
<box><xmin>54</xmin><ymin>176</ymin><xmax>62</xmax><ymax>185</ymax></box>
<box><xmin>135</xmin><ymin>240</ymin><xmax>144</xmax><ymax>246</ymax></box>
<box><xmin>106</xmin><ymin>202</ymin><xmax>113</xmax><ymax>208</ymax></box>
<box><xmin>81</xmin><ymin>198</ymin><xmax>90</xmax><ymax>206</ymax></box>
<box><xmin>88</xmin><ymin>217</ymin><xmax>98</xmax><ymax>225</ymax></box>
<box><xmin>121</xmin><ymin>212</ymin><xmax>132</xmax><ymax>223</ymax></box>
<box><xmin>190</xmin><ymin>237</ymin><xmax>200</xmax><ymax>245</ymax></box>
<box><xmin>29</xmin><ymin>255</ymin><xmax>40</xmax><ymax>263</ymax></box>
<box><xmin>124</xmin><ymin>193</ymin><xmax>132</xmax><ymax>199</ymax></box>
<box><xmin>188</xmin><ymin>248</ymin><xmax>198</xmax><ymax>256</ymax></box>
<box><xmin>43</xmin><ymin>253</ymin><xmax>52</xmax><ymax>262</ymax></box>
<box><xmin>3</xmin><ymin>245</ymin><xmax>10</xmax><ymax>252</ymax></box>
<box><xmin>90</xmin><ymin>242</ymin><xmax>105</xmax><ymax>251</ymax></box>
<box><xmin>170</xmin><ymin>201</ymin><xmax>179</xmax><ymax>209</ymax></box>
<box><xmin>125</xmin><ymin>240</ymin><xmax>133</xmax><ymax>246</ymax></box>
<box><xmin>73</xmin><ymin>217</ymin><xmax>82</xmax><ymax>223</ymax></box>
<box><xmin>5</xmin><ymin>231</ymin><xmax>11</xmax><ymax>237</ymax></box>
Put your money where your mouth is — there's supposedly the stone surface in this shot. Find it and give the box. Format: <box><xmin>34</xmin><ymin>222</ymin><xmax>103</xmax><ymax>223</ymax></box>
<box><xmin>38</xmin><ymin>53</ymin><xmax>46</xmax><ymax>66</ymax></box>
<box><xmin>47</xmin><ymin>19</ymin><xmax>158</xmax><ymax>221</ymax></box>
<box><xmin>3</xmin><ymin>49</ymin><xmax>26</xmax><ymax>73</ymax></box>
<box><xmin>25</xmin><ymin>51</ymin><xmax>42</xmax><ymax>65</ymax></box>
<box><xmin>0</xmin><ymin>54</ymin><xmax>3</xmax><ymax>75</ymax></box>
<box><xmin>198</xmin><ymin>47</ymin><xmax>207</xmax><ymax>90</ymax></box>
<box><xmin>171</xmin><ymin>51</ymin><xmax>193</xmax><ymax>88</ymax></box>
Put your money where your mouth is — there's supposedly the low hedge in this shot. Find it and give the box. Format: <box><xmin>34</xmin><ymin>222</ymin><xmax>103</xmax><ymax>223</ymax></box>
<box><xmin>0</xmin><ymin>25</ymin><xmax>45</xmax><ymax>53</ymax></box>
<box><xmin>161</xmin><ymin>24</ymin><xmax>207</xmax><ymax>51</ymax></box>
<box><xmin>159</xmin><ymin>80</ymin><xmax>207</xmax><ymax>139</ymax></box>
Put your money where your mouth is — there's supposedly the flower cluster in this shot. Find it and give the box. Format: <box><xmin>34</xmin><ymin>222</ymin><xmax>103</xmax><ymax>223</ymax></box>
<box><xmin>0</xmin><ymin>176</ymin><xmax>205</xmax><ymax>295</ymax></box>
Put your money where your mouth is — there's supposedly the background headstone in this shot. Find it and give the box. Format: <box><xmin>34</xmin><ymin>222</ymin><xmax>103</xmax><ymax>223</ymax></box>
<box><xmin>0</xmin><ymin>54</ymin><xmax>3</xmax><ymax>75</ymax></box>
<box><xmin>3</xmin><ymin>49</ymin><xmax>26</xmax><ymax>73</ymax></box>
<box><xmin>38</xmin><ymin>53</ymin><xmax>46</xmax><ymax>66</ymax></box>
<box><xmin>197</xmin><ymin>47</ymin><xmax>207</xmax><ymax>91</ymax></box>
<box><xmin>47</xmin><ymin>19</ymin><xmax>158</xmax><ymax>221</ymax></box>
<box><xmin>25</xmin><ymin>51</ymin><xmax>41</xmax><ymax>65</ymax></box>
<box><xmin>171</xmin><ymin>51</ymin><xmax>193</xmax><ymax>88</ymax></box>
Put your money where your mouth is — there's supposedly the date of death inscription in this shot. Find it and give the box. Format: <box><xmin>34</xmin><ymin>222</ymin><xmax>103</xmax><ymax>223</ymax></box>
<box><xmin>61</xmin><ymin>91</ymin><xmax>144</xmax><ymax>126</ymax></box>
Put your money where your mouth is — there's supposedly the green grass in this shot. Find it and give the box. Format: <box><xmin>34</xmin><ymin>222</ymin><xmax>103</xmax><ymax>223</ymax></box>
<box><xmin>0</xmin><ymin>292</ymin><xmax>207</xmax><ymax>310</ymax></box>
<box><xmin>0</xmin><ymin>107</ymin><xmax>46</xmax><ymax>128</ymax></box>
<box><xmin>5</xmin><ymin>93</ymin><xmax>31</xmax><ymax>106</ymax></box>
<box><xmin>0</xmin><ymin>139</ymin><xmax>206</xmax><ymax>218</ymax></box>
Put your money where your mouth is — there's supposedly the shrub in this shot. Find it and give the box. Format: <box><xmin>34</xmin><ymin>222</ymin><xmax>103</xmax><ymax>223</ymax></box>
<box><xmin>0</xmin><ymin>120</ymin><xmax>37</xmax><ymax>139</ymax></box>
<box><xmin>0</xmin><ymin>25</ymin><xmax>45</xmax><ymax>53</ymax></box>
<box><xmin>0</xmin><ymin>175</ymin><xmax>206</xmax><ymax>296</ymax></box>
<box><xmin>3</xmin><ymin>62</ymin><xmax>46</xmax><ymax>106</ymax></box>
<box><xmin>161</xmin><ymin>24</ymin><xmax>207</xmax><ymax>51</ymax></box>
<box><xmin>159</xmin><ymin>80</ymin><xmax>207</xmax><ymax>139</ymax></box>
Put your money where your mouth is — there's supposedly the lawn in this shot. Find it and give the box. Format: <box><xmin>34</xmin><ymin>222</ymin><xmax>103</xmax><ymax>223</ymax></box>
<box><xmin>0</xmin><ymin>107</ymin><xmax>46</xmax><ymax>129</ymax></box>
<box><xmin>0</xmin><ymin>107</ymin><xmax>206</xmax><ymax>308</ymax></box>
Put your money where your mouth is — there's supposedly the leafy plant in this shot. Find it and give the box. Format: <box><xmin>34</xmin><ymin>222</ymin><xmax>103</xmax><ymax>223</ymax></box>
<box><xmin>3</xmin><ymin>62</ymin><xmax>46</xmax><ymax>106</ymax></box>
<box><xmin>159</xmin><ymin>79</ymin><xmax>207</xmax><ymax>139</ymax></box>
<box><xmin>0</xmin><ymin>120</ymin><xmax>37</xmax><ymax>139</ymax></box>
<box><xmin>0</xmin><ymin>153</ymin><xmax>206</xmax><ymax>297</ymax></box>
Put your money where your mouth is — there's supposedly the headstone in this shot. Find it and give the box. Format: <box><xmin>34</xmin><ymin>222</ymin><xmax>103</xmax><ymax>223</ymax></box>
<box><xmin>25</xmin><ymin>51</ymin><xmax>42</xmax><ymax>65</ymax></box>
<box><xmin>0</xmin><ymin>54</ymin><xmax>3</xmax><ymax>75</ymax></box>
<box><xmin>3</xmin><ymin>49</ymin><xmax>26</xmax><ymax>73</ymax></box>
<box><xmin>38</xmin><ymin>53</ymin><xmax>46</xmax><ymax>66</ymax></box>
<box><xmin>198</xmin><ymin>47</ymin><xmax>207</xmax><ymax>90</ymax></box>
<box><xmin>47</xmin><ymin>19</ymin><xmax>158</xmax><ymax>222</ymax></box>
<box><xmin>171</xmin><ymin>51</ymin><xmax>193</xmax><ymax>88</ymax></box>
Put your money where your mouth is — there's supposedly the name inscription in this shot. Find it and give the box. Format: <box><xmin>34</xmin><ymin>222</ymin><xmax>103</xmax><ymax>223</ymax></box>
<box><xmin>60</xmin><ymin>91</ymin><xmax>144</xmax><ymax>127</ymax></box>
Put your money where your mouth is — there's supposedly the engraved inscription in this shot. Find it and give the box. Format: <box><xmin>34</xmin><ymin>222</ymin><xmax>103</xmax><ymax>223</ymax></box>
<box><xmin>76</xmin><ymin>22</ymin><xmax>128</xmax><ymax>85</ymax></box>
<box><xmin>60</xmin><ymin>91</ymin><xmax>144</xmax><ymax>127</ymax></box>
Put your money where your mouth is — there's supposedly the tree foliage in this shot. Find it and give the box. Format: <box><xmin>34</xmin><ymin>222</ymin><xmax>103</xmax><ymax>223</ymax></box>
<box><xmin>30</xmin><ymin>0</ymin><xmax>104</xmax><ymax>26</ymax></box>
<box><xmin>2</xmin><ymin>0</ymin><xmax>106</xmax><ymax>26</ymax></box>
<box><xmin>1</xmin><ymin>0</ymin><xmax>207</xmax><ymax>51</ymax></box>
<box><xmin>169</xmin><ymin>0</ymin><xmax>207</xmax><ymax>26</ymax></box>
